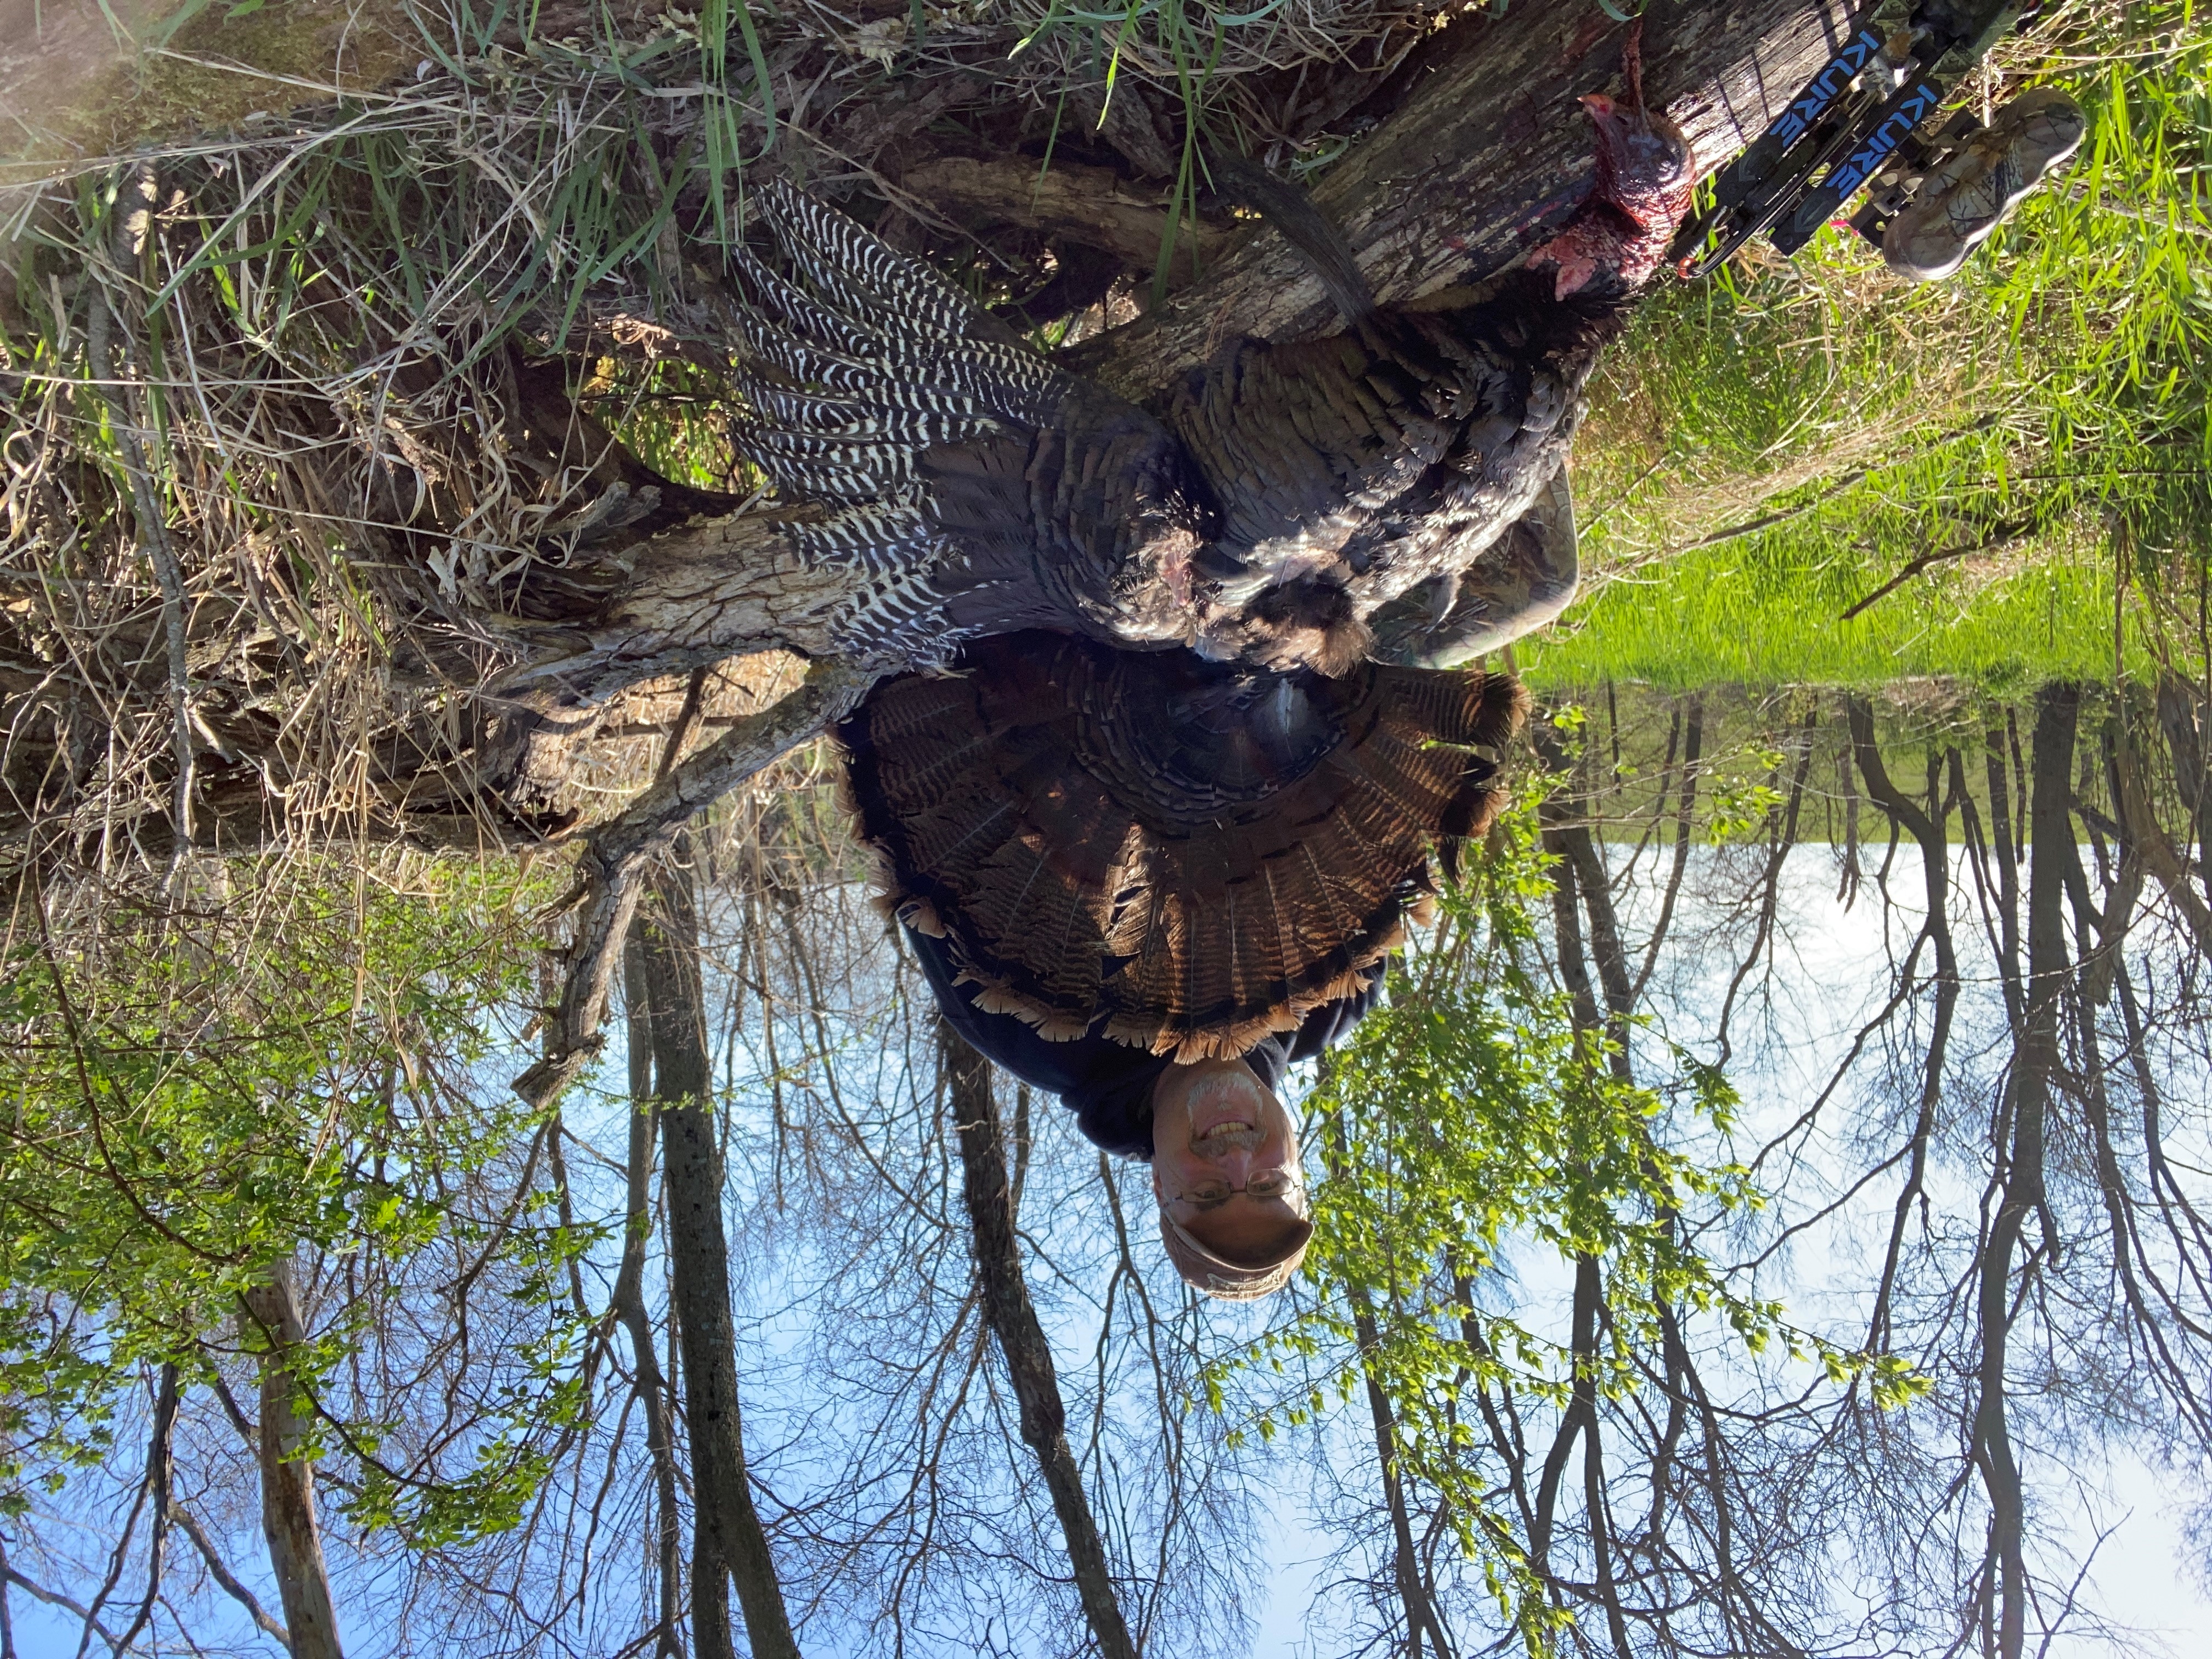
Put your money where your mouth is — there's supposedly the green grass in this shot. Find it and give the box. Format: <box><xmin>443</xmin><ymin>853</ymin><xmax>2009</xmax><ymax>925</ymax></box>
<box><xmin>1523</xmin><ymin>538</ymin><xmax>2123</xmax><ymax>692</ymax></box>
<box><xmin>1525</xmin><ymin>0</ymin><xmax>2210</xmax><ymax>693</ymax></box>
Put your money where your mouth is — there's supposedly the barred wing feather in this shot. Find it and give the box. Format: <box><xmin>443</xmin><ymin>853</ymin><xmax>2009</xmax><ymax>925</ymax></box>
<box><xmin>732</xmin><ymin>182</ymin><xmax>1211</xmax><ymax>663</ymax></box>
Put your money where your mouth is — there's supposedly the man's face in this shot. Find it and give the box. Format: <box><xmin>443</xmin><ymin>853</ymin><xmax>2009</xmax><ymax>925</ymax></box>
<box><xmin>1150</xmin><ymin>1058</ymin><xmax>1308</xmax><ymax>1265</ymax></box>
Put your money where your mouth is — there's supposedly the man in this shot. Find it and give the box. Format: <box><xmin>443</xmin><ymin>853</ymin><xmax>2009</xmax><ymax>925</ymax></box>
<box><xmin>840</xmin><ymin>636</ymin><xmax>1520</xmax><ymax>1303</ymax></box>
<box><xmin>912</xmin><ymin>923</ymin><xmax>1380</xmax><ymax>1301</ymax></box>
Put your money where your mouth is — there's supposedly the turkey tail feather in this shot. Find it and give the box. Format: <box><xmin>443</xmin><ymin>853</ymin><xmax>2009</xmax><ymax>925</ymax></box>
<box><xmin>841</xmin><ymin>634</ymin><xmax>1526</xmax><ymax>1062</ymax></box>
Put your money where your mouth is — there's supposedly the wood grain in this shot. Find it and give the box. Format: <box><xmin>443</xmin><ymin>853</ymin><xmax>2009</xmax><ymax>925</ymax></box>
<box><xmin>1074</xmin><ymin>0</ymin><xmax>1854</xmax><ymax>400</ymax></box>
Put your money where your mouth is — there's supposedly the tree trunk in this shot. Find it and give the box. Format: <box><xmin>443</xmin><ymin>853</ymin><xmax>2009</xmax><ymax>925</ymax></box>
<box><xmin>634</xmin><ymin>850</ymin><xmax>802</xmax><ymax>1659</ymax></box>
<box><xmin>1071</xmin><ymin>0</ymin><xmax>1854</xmax><ymax>399</ymax></box>
<box><xmin>936</xmin><ymin>1017</ymin><xmax>1138</xmax><ymax>1659</ymax></box>
<box><xmin>616</xmin><ymin>935</ymin><xmax>686</xmax><ymax>1658</ymax></box>
<box><xmin>1318</xmin><ymin>1087</ymin><xmax>1449</xmax><ymax>1658</ymax></box>
<box><xmin>1847</xmin><ymin>699</ymin><xmax>1961</xmax><ymax>1353</ymax></box>
<box><xmin>238</xmin><ymin>1260</ymin><xmax>346</xmax><ymax>1659</ymax></box>
<box><xmin>1971</xmin><ymin>683</ymin><xmax>2079</xmax><ymax>1659</ymax></box>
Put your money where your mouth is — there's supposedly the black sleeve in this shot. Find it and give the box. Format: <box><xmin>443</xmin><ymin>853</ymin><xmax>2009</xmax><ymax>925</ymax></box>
<box><xmin>1288</xmin><ymin>965</ymin><xmax>1387</xmax><ymax>1064</ymax></box>
<box><xmin>908</xmin><ymin>928</ymin><xmax>1388</xmax><ymax>1160</ymax></box>
<box><xmin>1243</xmin><ymin>962</ymin><xmax>1389</xmax><ymax>1094</ymax></box>
<box><xmin>905</xmin><ymin>926</ymin><xmax>1167</xmax><ymax>1160</ymax></box>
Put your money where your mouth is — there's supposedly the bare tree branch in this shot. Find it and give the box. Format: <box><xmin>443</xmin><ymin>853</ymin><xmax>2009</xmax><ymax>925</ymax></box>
<box><xmin>168</xmin><ymin>1504</ymin><xmax>292</xmax><ymax>1652</ymax></box>
<box><xmin>515</xmin><ymin>657</ymin><xmax>880</xmax><ymax>1112</ymax></box>
<box><xmin>938</xmin><ymin>1017</ymin><xmax>1138</xmax><ymax>1659</ymax></box>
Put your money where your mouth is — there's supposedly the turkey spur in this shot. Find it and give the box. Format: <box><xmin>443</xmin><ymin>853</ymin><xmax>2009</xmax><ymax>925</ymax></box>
<box><xmin>839</xmin><ymin>634</ymin><xmax>1527</xmax><ymax>1063</ymax></box>
<box><xmin>726</xmin><ymin>70</ymin><xmax>1694</xmax><ymax>677</ymax></box>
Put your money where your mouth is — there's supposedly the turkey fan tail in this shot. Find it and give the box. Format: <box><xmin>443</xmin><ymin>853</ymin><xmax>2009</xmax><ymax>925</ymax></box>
<box><xmin>1373</xmin><ymin>666</ymin><xmax>1530</xmax><ymax>881</ymax></box>
<box><xmin>840</xmin><ymin>633</ymin><xmax>1530</xmax><ymax>1062</ymax></box>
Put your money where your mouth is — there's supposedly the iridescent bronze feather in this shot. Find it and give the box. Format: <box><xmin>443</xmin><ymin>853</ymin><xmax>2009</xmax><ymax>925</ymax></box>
<box><xmin>839</xmin><ymin>635</ymin><xmax>1528</xmax><ymax>1060</ymax></box>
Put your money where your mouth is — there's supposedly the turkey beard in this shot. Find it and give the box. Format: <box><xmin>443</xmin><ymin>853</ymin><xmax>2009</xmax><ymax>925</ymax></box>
<box><xmin>838</xmin><ymin>634</ymin><xmax>1527</xmax><ymax>1063</ymax></box>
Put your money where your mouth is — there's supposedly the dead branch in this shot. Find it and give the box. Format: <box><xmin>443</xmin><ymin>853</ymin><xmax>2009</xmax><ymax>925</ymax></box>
<box><xmin>1838</xmin><ymin>516</ymin><xmax>2038</xmax><ymax>621</ymax></box>
<box><xmin>167</xmin><ymin>1504</ymin><xmax>292</xmax><ymax>1652</ymax></box>
<box><xmin>514</xmin><ymin>657</ymin><xmax>880</xmax><ymax>1112</ymax></box>
<box><xmin>900</xmin><ymin>155</ymin><xmax>1232</xmax><ymax>274</ymax></box>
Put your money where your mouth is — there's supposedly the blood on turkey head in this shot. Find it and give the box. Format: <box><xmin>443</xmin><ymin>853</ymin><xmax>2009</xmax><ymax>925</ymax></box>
<box><xmin>1529</xmin><ymin>30</ymin><xmax>1699</xmax><ymax>298</ymax></box>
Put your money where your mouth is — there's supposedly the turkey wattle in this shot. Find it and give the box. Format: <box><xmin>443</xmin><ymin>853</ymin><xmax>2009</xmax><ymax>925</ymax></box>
<box><xmin>838</xmin><ymin>634</ymin><xmax>1527</xmax><ymax>1062</ymax></box>
<box><xmin>726</xmin><ymin>60</ymin><xmax>1693</xmax><ymax>678</ymax></box>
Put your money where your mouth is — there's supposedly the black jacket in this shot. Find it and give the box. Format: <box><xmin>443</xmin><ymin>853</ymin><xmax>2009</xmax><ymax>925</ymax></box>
<box><xmin>909</xmin><ymin>926</ymin><xmax>1383</xmax><ymax>1160</ymax></box>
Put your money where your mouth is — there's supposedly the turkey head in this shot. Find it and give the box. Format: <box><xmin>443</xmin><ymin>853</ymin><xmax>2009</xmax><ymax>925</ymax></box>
<box><xmin>1528</xmin><ymin>27</ymin><xmax>1698</xmax><ymax>298</ymax></box>
<box><xmin>839</xmin><ymin>634</ymin><xmax>1527</xmax><ymax>1062</ymax></box>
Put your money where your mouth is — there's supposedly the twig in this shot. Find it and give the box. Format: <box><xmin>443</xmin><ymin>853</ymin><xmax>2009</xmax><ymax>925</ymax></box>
<box><xmin>108</xmin><ymin>1365</ymin><xmax>182</xmax><ymax>1656</ymax></box>
<box><xmin>1678</xmin><ymin>469</ymin><xmax>1871</xmax><ymax>556</ymax></box>
<box><xmin>1671</xmin><ymin>415</ymin><xmax>2014</xmax><ymax>562</ymax></box>
<box><xmin>1838</xmin><ymin>516</ymin><xmax>2037</xmax><ymax>622</ymax></box>
<box><xmin>654</xmin><ymin>668</ymin><xmax>712</xmax><ymax>786</ymax></box>
<box><xmin>168</xmin><ymin>1504</ymin><xmax>292</xmax><ymax>1651</ymax></box>
<box><xmin>513</xmin><ymin>657</ymin><xmax>882</xmax><ymax>1110</ymax></box>
<box><xmin>2</xmin><ymin>1568</ymin><xmax>118</xmax><ymax>1652</ymax></box>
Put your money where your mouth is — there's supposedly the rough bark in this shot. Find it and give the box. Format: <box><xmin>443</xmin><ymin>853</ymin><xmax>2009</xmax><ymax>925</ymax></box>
<box><xmin>499</xmin><ymin>511</ymin><xmax>852</xmax><ymax>707</ymax></box>
<box><xmin>635</xmin><ymin>853</ymin><xmax>800</xmax><ymax>1659</ymax></box>
<box><xmin>1071</xmin><ymin>0</ymin><xmax>1853</xmax><ymax>400</ymax></box>
<box><xmin>901</xmin><ymin>155</ymin><xmax>1233</xmax><ymax>274</ymax></box>
<box><xmin>238</xmin><ymin>1261</ymin><xmax>345</xmax><ymax>1659</ymax></box>
<box><xmin>936</xmin><ymin>1018</ymin><xmax>1138</xmax><ymax>1659</ymax></box>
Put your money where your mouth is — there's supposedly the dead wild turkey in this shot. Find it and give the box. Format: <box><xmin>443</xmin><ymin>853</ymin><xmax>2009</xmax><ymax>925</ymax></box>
<box><xmin>838</xmin><ymin>633</ymin><xmax>1527</xmax><ymax>1062</ymax></box>
<box><xmin>729</xmin><ymin>55</ymin><xmax>1692</xmax><ymax>677</ymax></box>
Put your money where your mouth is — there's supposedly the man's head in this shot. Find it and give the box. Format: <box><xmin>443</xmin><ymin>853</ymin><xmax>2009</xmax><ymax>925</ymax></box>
<box><xmin>1150</xmin><ymin>1057</ymin><xmax>1313</xmax><ymax>1301</ymax></box>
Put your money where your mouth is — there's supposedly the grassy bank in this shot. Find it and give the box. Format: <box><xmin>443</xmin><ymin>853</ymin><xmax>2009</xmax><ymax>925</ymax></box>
<box><xmin>1524</xmin><ymin>0</ymin><xmax>2208</xmax><ymax>694</ymax></box>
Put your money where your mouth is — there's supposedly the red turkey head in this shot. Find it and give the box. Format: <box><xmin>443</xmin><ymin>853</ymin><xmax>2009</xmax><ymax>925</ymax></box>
<box><xmin>1580</xmin><ymin>91</ymin><xmax>1696</xmax><ymax>241</ymax></box>
<box><xmin>1531</xmin><ymin>31</ymin><xmax>1697</xmax><ymax>298</ymax></box>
